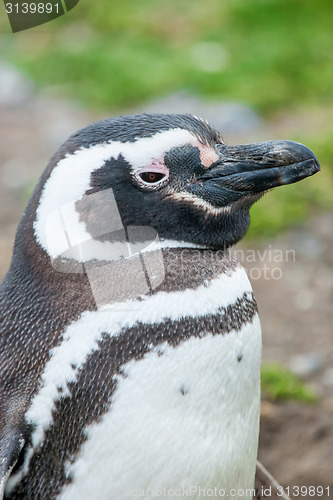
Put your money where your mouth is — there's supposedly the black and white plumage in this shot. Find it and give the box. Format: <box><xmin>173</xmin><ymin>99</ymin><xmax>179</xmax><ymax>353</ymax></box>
<box><xmin>0</xmin><ymin>114</ymin><xmax>319</xmax><ymax>499</ymax></box>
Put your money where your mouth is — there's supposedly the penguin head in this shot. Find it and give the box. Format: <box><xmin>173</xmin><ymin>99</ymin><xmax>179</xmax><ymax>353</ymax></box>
<box><xmin>30</xmin><ymin>113</ymin><xmax>319</xmax><ymax>263</ymax></box>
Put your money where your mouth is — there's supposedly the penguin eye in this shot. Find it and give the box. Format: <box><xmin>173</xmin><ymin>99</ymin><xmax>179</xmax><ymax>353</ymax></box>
<box><xmin>139</xmin><ymin>172</ymin><xmax>166</xmax><ymax>184</ymax></box>
<box><xmin>134</xmin><ymin>161</ymin><xmax>169</xmax><ymax>189</ymax></box>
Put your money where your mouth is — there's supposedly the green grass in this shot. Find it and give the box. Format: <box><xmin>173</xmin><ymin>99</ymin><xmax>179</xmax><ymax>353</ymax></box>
<box><xmin>261</xmin><ymin>363</ymin><xmax>318</xmax><ymax>403</ymax></box>
<box><xmin>1</xmin><ymin>0</ymin><xmax>332</xmax><ymax>114</ymax></box>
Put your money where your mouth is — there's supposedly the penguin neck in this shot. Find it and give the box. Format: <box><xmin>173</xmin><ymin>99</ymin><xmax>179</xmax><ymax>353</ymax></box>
<box><xmin>4</xmin><ymin>226</ymin><xmax>237</xmax><ymax>314</ymax></box>
<box><xmin>157</xmin><ymin>246</ymin><xmax>238</xmax><ymax>293</ymax></box>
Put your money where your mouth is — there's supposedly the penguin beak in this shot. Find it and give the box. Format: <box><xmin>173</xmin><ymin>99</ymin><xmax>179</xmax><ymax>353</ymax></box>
<box><xmin>198</xmin><ymin>140</ymin><xmax>320</xmax><ymax>201</ymax></box>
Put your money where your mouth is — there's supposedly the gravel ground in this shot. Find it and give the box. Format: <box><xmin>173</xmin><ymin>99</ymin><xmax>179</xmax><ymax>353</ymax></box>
<box><xmin>247</xmin><ymin>214</ymin><xmax>333</xmax><ymax>498</ymax></box>
<box><xmin>1</xmin><ymin>75</ymin><xmax>332</xmax><ymax>498</ymax></box>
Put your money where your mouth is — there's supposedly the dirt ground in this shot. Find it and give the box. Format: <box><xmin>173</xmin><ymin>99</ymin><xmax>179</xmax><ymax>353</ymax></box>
<box><xmin>0</xmin><ymin>89</ymin><xmax>332</xmax><ymax>499</ymax></box>
<box><xmin>251</xmin><ymin>211</ymin><xmax>333</xmax><ymax>498</ymax></box>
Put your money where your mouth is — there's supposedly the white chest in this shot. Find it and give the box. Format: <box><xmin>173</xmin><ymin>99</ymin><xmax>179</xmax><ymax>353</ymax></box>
<box><xmin>6</xmin><ymin>263</ymin><xmax>262</xmax><ymax>500</ymax></box>
<box><xmin>58</xmin><ymin>314</ymin><xmax>261</xmax><ymax>500</ymax></box>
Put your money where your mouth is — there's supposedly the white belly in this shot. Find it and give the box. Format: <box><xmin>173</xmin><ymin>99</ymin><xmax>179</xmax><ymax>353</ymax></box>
<box><xmin>58</xmin><ymin>315</ymin><xmax>261</xmax><ymax>500</ymax></box>
<box><xmin>6</xmin><ymin>262</ymin><xmax>261</xmax><ymax>499</ymax></box>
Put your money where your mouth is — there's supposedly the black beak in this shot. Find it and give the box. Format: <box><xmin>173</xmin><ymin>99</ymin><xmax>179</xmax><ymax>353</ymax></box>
<box><xmin>198</xmin><ymin>140</ymin><xmax>320</xmax><ymax>203</ymax></box>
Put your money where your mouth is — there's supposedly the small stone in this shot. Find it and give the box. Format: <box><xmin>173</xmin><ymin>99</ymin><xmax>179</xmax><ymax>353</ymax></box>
<box><xmin>289</xmin><ymin>353</ymin><xmax>322</xmax><ymax>378</ymax></box>
<box><xmin>141</xmin><ymin>91</ymin><xmax>263</xmax><ymax>133</ymax></box>
<box><xmin>323</xmin><ymin>368</ymin><xmax>333</xmax><ymax>387</ymax></box>
<box><xmin>0</xmin><ymin>63</ymin><xmax>34</xmax><ymax>106</ymax></box>
<box><xmin>290</xmin><ymin>230</ymin><xmax>324</xmax><ymax>260</ymax></box>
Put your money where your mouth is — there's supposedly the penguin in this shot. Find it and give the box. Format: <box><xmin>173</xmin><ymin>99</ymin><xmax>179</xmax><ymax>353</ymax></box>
<box><xmin>0</xmin><ymin>113</ymin><xmax>319</xmax><ymax>500</ymax></box>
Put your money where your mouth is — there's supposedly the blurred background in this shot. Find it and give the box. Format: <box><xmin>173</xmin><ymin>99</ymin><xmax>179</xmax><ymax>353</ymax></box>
<box><xmin>0</xmin><ymin>0</ymin><xmax>332</xmax><ymax>495</ymax></box>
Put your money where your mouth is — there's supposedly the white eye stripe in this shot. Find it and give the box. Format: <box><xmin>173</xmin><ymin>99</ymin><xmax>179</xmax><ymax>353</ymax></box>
<box><xmin>34</xmin><ymin>129</ymin><xmax>195</xmax><ymax>258</ymax></box>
